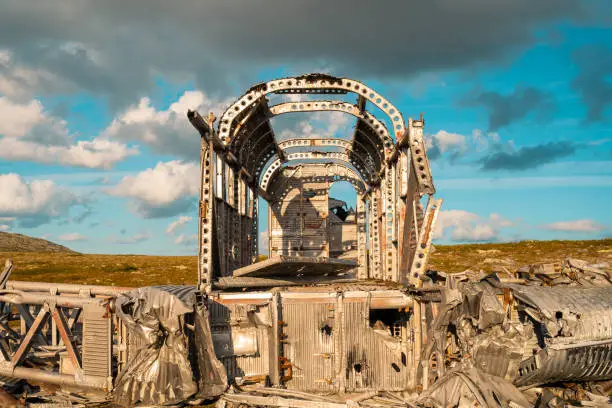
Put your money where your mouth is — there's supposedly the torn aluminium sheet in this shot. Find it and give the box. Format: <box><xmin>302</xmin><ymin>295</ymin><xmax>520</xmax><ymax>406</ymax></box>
<box><xmin>113</xmin><ymin>285</ymin><xmax>227</xmax><ymax>407</ymax></box>
<box><xmin>415</xmin><ymin>366</ymin><xmax>530</xmax><ymax>408</ymax></box>
<box><xmin>422</xmin><ymin>275</ymin><xmax>612</xmax><ymax>391</ymax></box>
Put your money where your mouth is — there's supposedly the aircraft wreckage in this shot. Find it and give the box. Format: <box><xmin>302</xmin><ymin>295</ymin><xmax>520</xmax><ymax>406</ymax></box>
<box><xmin>0</xmin><ymin>74</ymin><xmax>610</xmax><ymax>407</ymax></box>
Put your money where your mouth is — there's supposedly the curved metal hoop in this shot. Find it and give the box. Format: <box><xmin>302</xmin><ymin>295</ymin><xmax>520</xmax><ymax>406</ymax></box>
<box><xmin>269</xmin><ymin>101</ymin><xmax>394</xmax><ymax>152</ymax></box>
<box><xmin>260</xmin><ymin>151</ymin><xmax>372</xmax><ymax>193</ymax></box>
<box><xmin>218</xmin><ymin>75</ymin><xmax>406</xmax><ymax>145</ymax></box>
<box><xmin>270</xmin><ymin>164</ymin><xmax>366</xmax><ymax>203</ymax></box>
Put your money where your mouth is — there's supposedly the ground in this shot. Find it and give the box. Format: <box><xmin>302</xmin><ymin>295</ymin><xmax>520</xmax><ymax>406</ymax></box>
<box><xmin>1</xmin><ymin>239</ymin><xmax>610</xmax><ymax>287</ymax></box>
<box><xmin>429</xmin><ymin>238</ymin><xmax>612</xmax><ymax>274</ymax></box>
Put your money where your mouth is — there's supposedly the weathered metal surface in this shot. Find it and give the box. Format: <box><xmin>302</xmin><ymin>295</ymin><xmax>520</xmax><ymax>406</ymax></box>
<box><xmin>208</xmin><ymin>300</ymin><xmax>271</xmax><ymax>384</ymax></box>
<box><xmin>415</xmin><ymin>366</ymin><xmax>531</xmax><ymax>408</ymax></box>
<box><xmin>282</xmin><ymin>300</ymin><xmax>337</xmax><ymax>391</ymax></box>
<box><xmin>417</xmin><ymin>273</ymin><xmax>612</xmax><ymax>394</ymax></box>
<box><xmin>509</xmin><ymin>284</ymin><xmax>612</xmax><ymax>343</ymax></box>
<box><xmin>112</xmin><ymin>286</ymin><xmax>226</xmax><ymax>406</ymax></box>
<box><xmin>408</xmin><ymin>198</ymin><xmax>442</xmax><ymax>286</ymax></box>
<box><xmin>343</xmin><ymin>300</ymin><xmax>412</xmax><ymax>392</ymax></box>
<box><xmin>233</xmin><ymin>256</ymin><xmax>357</xmax><ymax>278</ymax></box>
<box><xmin>5</xmin><ymin>280</ymin><xmax>131</xmax><ymax>296</ymax></box>
<box><xmin>218</xmin><ymin>75</ymin><xmax>405</xmax><ymax>148</ymax></box>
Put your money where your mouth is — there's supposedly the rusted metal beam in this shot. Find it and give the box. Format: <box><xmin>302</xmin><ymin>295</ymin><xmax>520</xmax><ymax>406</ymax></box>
<box><xmin>6</xmin><ymin>281</ymin><xmax>131</xmax><ymax>296</ymax></box>
<box><xmin>258</xmin><ymin>187</ymin><xmax>274</xmax><ymax>202</ymax></box>
<box><xmin>11</xmin><ymin>307</ymin><xmax>49</xmax><ymax>366</ymax></box>
<box><xmin>0</xmin><ymin>365</ymin><xmax>107</xmax><ymax>390</ymax></box>
<box><xmin>0</xmin><ymin>337</ymin><xmax>12</xmax><ymax>361</ymax></box>
<box><xmin>1</xmin><ymin>291</ymin><xmax>106</xmax><ymax>308</ymax></box>
<box><xmin>15</xmin><ymin>304</ymin><xmax>47</xmax><ymax>346</ymax></box>
<box><xmin>408</xmin><ymin>198</ymin><xmax>442</xmax><ymax>286</ymax></box>
<box><xmin>0</xmin><ymin>260</ymin><xmax>13</xmax><ymax>288</ymax></box>
<box><xmin>51</xmin><ymin>307</ymin><xmax>81</xmax><ymax>369</ymax></box>
<box><xmin>187</xmin><ymin>109</ymin><xmax>225</xmax><ymax>151</ymax></box>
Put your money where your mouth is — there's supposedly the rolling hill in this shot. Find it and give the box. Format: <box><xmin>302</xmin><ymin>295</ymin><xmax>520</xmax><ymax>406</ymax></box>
<box><xmin>0</xmin><ymin>231</ymin><xmax>74</xmax><ymax>253</ymax></box>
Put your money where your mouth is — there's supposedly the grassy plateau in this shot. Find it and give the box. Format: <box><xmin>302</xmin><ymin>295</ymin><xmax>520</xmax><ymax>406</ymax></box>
<box><xmin>0</xmin><ymin>239</ymin><xmax>610</xmax><ymax>288</ymax></box>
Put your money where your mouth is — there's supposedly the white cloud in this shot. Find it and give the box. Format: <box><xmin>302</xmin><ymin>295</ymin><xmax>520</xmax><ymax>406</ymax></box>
<box><xmin>0</xmin><ymin>217</ymin><xmax>15</xmax><ymax>231</ymax></box>
<box><xmin>0</xmin><ymin>96</ymin><xmax>138</xmax><ymax>169</ymax></box>
<box><xmin>0</xmin><ymin>137</ymin><xmax>139</xmax><ymax>169</ymax></box>
<box><xmin>435</xmin><ymin>210</ymin><xmax>478</xmax><ymax>238</ymax></box>
<box><xmin>166</xmin><ymin>216</ymin><xmax>193</xmax><ymax>234</ymax></box>
<box><xmin>101</xmin><ymin>91</ymin><xmax>230</xmax><ymax>159</ymax></box>
<box><xmin>277</xmin><ymin>111</ymin><xmax>351</xmax><ymax>141</ymax></box>
<box><xmin>58</xmin><ymin>232</ymin><xmax>87</xmax><ymax>242</ymax></box>
<box><xmin>425</xmin><ymin>128</ymin><xmax>505</xmax><ymax>161</ymax></box>
<box><xmin>425</xmin><ymin>130</ymin><xmax>467</xmax><ymax>161</ymax></box>
<box><xmin>430</xmin><ymin>130</ymin><xmax>466</xmax><ymax>153</ymax></box>
<box><xmin>0</xmin><ymin>173</ymin><xmax>82</xmax><ymax>227</ymax></box>
<box><xmin>0</xmin><ymin>96</ymin><xmax>70</xmax><ymax>144</ymax></box>
<box><xmin>0</xmin><ymin>50</ymin><xmax>9</xmax><ymax>65</ymax></box>
<box><xmin>489</xmin><ymin>213</ymin><xmax>513</xmax><ymax>227</ymax></box>
<box><xmin>0</xmin><ymin>49</ymin><xmax>59</xmax><ymax>101</ymax></box>
<box><xmin>543</xmin><ymin>219</ymin><xmax>605</xmax><ymax>232</ymax></box>
<box><xmin>452</xmin><ymin>223</ymin><xmax>497</xmax><ymax>242</ymax></box>
<box><xmin>435</xmin><ymin>210</ymin><xmax>513</xmax><ymax>242</ymax></box>
<box><xmin>472</xmin><ymin>129</ymin><xmax>500</xmax><ymax>148</ymax></box>
<box><xmin>107</xmin><ymin>160</ymin><xmax>199</xmax><ymax>218</ymax></box>
<box><xmin>315</xmin><ymin>111</ymin><xmax>350</xmax><ymax>135</ymax></box>
<box><xmin>111</xmin><ymin>232</ymin><xmax>151</xmax><ymax>244</ymax></box>
<box><xmin>0</xmin><ymin>97</ymin><xmax>45</xmax><ymax>138</ymax></box>
<box><xmin>175</xmin><ymin>233</ymin><xmax>197</xmax><ymax>246</ymax></box>
<box><xmin>259</xmin><ymin>230</ymin><xmax>269</xmax><ymax>254</ymax></box>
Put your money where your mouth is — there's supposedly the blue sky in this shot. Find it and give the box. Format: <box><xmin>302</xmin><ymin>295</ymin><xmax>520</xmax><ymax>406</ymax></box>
<box><xmin>0</xmin><ymin>1</ymin><xmax>610</xmax><ymax>255</ymax></box>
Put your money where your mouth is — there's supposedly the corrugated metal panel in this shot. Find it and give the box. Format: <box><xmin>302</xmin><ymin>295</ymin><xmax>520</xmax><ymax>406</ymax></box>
<box><xmin>209</xmin><ymin>300</ymin><xmax>231</xmax><ymax>325</ymax></box>
<box><xmin>510</xmin><ymin>285</ymin><xmax>612</xmax><ymax>342</ymax></box>
<box><xmin>282</xmin><ymin>300</ymin><xmax>337</xmax><ymax>392</ymax></box>
<box><xmin>207</xmin><ymin>290</ymin><xmax>415</xmax><ymax>393</ymax></box>
<box><xmin>344</xmin><ymin>301</ymin><xmax>411</xmax><ymax>392</ymax></box>
<box><xmin>516</xmin><ymin>342</ymin><xmax>612</xmax><ymax>386</ymax></box>
<box><xmin>126</xmin><ymin>325</ymin><xmax>146</xmax><ymax>364</ymax></box>
<box><xmin>82</xmin><ymin>303</ymin><xmax>111</xmax><ymax>379</ymax></box>
<box><xmin>150</xmin><ymin>285</ymin><xmax>198</xmax><ymax>303</ymax></box>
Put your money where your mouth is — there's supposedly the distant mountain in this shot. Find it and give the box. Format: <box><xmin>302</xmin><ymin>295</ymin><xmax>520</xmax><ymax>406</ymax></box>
<box><xmin>0</xmin><ymin>232</ymin><xmax>75</xmax><ymax>253</ymax></box>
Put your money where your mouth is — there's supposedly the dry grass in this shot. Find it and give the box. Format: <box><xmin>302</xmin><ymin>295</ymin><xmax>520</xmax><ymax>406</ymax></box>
<box><xmin>1</xmin><ymin>239</ymin><xmax>610</xmax><ymax>287</ymax></box>
<box><xmin>1</xmin><ymin>252</ymin><xmax>198</xmax><ymax>287</ymax></box>
<box><xmin>429</xmin><ymin>239</ymin><xmax>612</xmax><ymax>273</ymax></box>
